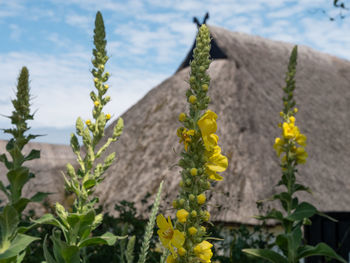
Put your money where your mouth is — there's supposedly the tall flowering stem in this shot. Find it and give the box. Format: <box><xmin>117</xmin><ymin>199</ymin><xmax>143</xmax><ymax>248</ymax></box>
<box><xmin>243</xmin><ymin>46</ymin><xmax>346</xmax><ymax>263</ymax></box>
<box><xmin>0</xmin><ymin>67</ymin><xmax>42</xmax><ymax>262</ymax></box>
<box><xmin>36</xmin><ymin>12</ymin><xmax>125</xmax><ymax>263</ymax></box>
<box><xmin>157</xmin><ymin>25</ymin><xmax>228</xmax><ymax>263</ymax></box>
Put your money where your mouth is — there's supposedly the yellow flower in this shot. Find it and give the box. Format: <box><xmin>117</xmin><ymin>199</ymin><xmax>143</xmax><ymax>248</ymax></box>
<box><xmin>85</xmin><ymin>119</ymin><xmax>91</xmax><ymax>126</ymax></box>
<box><xmin>194</xmin><ymin>241</ymin><xmax>213</xmax><ymax>263</ymax></box>
<box><xmin>273</xmin><ymin>137</ymin><xmax>285</xmax><ymax>157</ymax></box>
<box><xmin>157</xmin><ymin>214</ymin><xmax>185</xmax><ymax>255</ymax></box>
<box><xmin>177</xmin><ymin>128</ymin><xmax>195</xmax><ymax>151</ymax></box>
<box><xmin>198</xmin><ymin>110</ymin><xmax>218</xmax><ymax>151</ymax></box>
<box><xmin>294</xmin><ymin>147</ymin><xmax>308</xmax><ymax>164</ymax></box>
<box><xmin>94</xmin><ymin>100</ymin><xmax>100</xmax><ymax>107</ymax></box>
<box><xmin>104</xmin><ymin>84</ymin><xmax>109</xmax><ymax>90</ymax></box>
<box><xmin>296</xmin><ymin>133</ymin><xmax>307</xmax><ymax>146</ymax></box>
<box><xmin>205</xmin><ymin>146</ymin><xmax>228</xmax><ymax>181</ymax></box>
<box><xmin>106</xmin><ymin>113</ymin><xmax>111</xmax><ymax>120</ymax></box>
<box><xmin>176</xmin><ymin>209</ymin><xmax>189</xmax><ymax>223</ymax></box>
<box><xmin>282</xmin><ymin>122</ymin><xmax>298</xmax><ymax>139</ymax></box>
<box><xmin>197</xmin><ymin>194</ymin><xmax>206</xmax><ymax>205</ymax></box>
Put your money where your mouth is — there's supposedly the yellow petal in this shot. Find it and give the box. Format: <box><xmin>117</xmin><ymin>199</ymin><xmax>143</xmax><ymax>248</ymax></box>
<box><xmin>156</xmin><ymin>214</ymin><xmax>168</xmax><ymax>230</ymax></box>
<box><xmin>171</xmin><ymin>230</ymin><xmax>185</xmax><ymax>248</ymax></box>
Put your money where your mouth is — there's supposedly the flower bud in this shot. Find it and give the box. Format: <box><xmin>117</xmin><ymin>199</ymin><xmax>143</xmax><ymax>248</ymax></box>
<box><xmin>185</xmin><ymin>179</ymin><xmax>191</xmax><ymax>186</ymax></box>
<box><xmin>188</xmin><ymin>227</ymin><xmax>198</xmax><ymax>235</ymax></box>
<box><xmin>189</xmin><ymin>194</ymin><xmax>195</xmax><ymax>201</ymax></box>
<box><xmin>179</xmin><ymin>199</ymin><xmax>185</xmax><ymax>206</ymax></box>
<box><xmin>94</xmin><ymin>101</ymin><xmax>100</xmax><ymax>107</ymax></box>
<box><xmin>106</xmin><ymin>114</ymin><xmax>111</xmax><ymax>120</ymax></box>
<box><xmin>202</xmin><ymin>84</ymin><xmax>209</xmax><ymax>91</ymax></box>
<box><xmin>85</xmin><ymin>120</ymin><xmax>91</xmax><ymax>126</ymax></box>
<box><xmin>172</xmin><ymin>200</ymin><xmax>178</xmax><ymax>208</ymax></box>
<box><xmin>190</xmin><ymin>168</ymin><xmax>198</xmax><ymax>176</ymax></box>
<box><xmin>197</xmin><ymin>194</ymin><xmax>206</xmax><ymax>205</ymax></box>
<box><xmin>178</xmin><ymin>247</ymin><xmax>186</xmax><ymax>256</ymax></box>
<box><xmin>177</xmin><ymin>209</ymin><xmax>189</xmax><ymax>223</ymax></box>
<box><xmin>178</xmin><ymin>112</ymin><xmax>186</xmax><ymax>122</ymax></box>
<box><xmin>189</xmin><ymin>95</ymin><xmax>197</xmax><ymax>104</ymax></box>
<box><xmin>191</xmin><ymin>210</ymin><xmax>197</xmax><ymax>217</ymax></box>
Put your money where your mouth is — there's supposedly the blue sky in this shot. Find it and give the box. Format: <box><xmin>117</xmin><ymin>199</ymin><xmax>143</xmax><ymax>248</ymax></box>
<box><xmin>0</xmin><ymin>0</ymin><xmax>349</xmax><ymax>144</ymax></box>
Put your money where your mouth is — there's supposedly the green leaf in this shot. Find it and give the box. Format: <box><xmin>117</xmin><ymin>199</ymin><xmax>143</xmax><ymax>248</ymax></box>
<box><xmin>113</xmin><ymin>117</ymin><xmax>123</xmax><ymax>138</ymax></box>
<box><xmin>12</xmin><ymin>198</ymin><xmax>30</xmax><ymax>214</ymax></box>
<box><xmin>30</xmin><ymin>192</ymin><xmax>50</xmax><ymax>202</ymax></box>
<box><xmin>0</xmin><ymin>181</ymin><xmax>10</xmax><ymax>199</ymax></box>
<box><xmin>292</xmin><ymin>184</ymin><xmax>312</xmax><ymax>194</ymax></box>
<box><xmin>7</xmin><ymin>167</ymin><xmax>30</xmax><ymax>202</ymax></box>
<box><xmin>0</xmin><ymin>233</ymin><xmax>39</xmax><ymax>260</ymax></box>
<box><xmin>0</xmin><ymin>154</ymin><xmax>12</xmax><ymax>170</ymax></box>
<box><xmin>51</xmin><ymin>231</ymin><xmax>80</xmax><ymax>263</ymax></box>
<box><xmin>70</xmin><ymin>133</ymin><xmax>80</xmax><ymax>154</ymax></box>
<box><xmin>297</xmin><ymin>243</ymin><xmax>346</xmax><ymax>263</ymax></box>
<box><xmin>0</xmin><ymin>205</ymin><xmax>19</xmax><ymax>244</ymax></box>
<box><xmin>23</xmin><ymin>149</ymin><xmax>40</xmax><ymax>161</ymax></box>
<box><xmin>75</xmin><ymin>117</ymin><xmax>84</xmax><ymax>136</ymax></box>
<box><xmin>242</xmin><ymin>249</ymin><xmax>288</xmax><ymax>263</ymax></box>
<box><xmin>79</xmin><ymin>232</ymin><xmax>125</xmax><ymax>248</ymax></box>
<box><xmin>83</xmin><ymin>179</ymin><xmax>96</xmax><ymax>190</ymax></box>
<box><xmin>255</xmin><ymin>209</ymin><xmax>284</xmax><ymax>221</ymax></box>
<box><xmin>286</xmin><ymin>202</ymin><xmax>316</xmax><ymax>221</ymax></box>
<box><xmin>43</xmin><ymin>235</ymin><xmax>57</xmax><ymax>263</ymax></box>
<box><xmin>31</xmin><ymin>214</ymin><xmax>66</xmax><ymax>232</ymax></box>
<box><xmin>316</xmin><ymin>211</ymin><xmax>337</xmax><ymax>222</ymax></box>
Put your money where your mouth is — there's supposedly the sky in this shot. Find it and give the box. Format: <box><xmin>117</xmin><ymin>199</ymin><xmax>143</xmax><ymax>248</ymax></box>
<box><xmin>0</xmin><ymin>0</ymin><xmax>349</xmax><ymax>145</ymax></box>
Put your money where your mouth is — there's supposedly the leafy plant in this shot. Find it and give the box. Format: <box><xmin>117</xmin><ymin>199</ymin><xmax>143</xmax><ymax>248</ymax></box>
<box><xmin>242</xmin><ymin>46</ymin><xmax>346</xmax><ymax>263</ymax></box>
<box><xmin>0</xmin><ymin>67</ymin><xmax>47</xmax><ymax>262</ymax></box>
<box><xmin>34</xmin><ymin>11</ymin><xmax>125</xmax><ymax>263</ymax></box>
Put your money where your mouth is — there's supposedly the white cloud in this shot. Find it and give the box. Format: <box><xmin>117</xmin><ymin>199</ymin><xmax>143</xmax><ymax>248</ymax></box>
<box><xmin>9</xmin><ymin>24</ymin><xmax>21</xmax><ymax>40</ymax></box>
<box><xmin>0</xmin><ymin>51</ymin><xmax>168</xmax><ymax>130</ymax></box>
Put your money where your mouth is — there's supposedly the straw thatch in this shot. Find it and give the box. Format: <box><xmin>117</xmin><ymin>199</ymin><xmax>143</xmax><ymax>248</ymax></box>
<box><xmin>1</xmin><ymin>25</ymin><xmax>349</xmax><ymax>224</ymax></box>
<box><xmin>96</xmin><ymin>25</ymin><xmax>350</xmax><ymax>224</ymax></box>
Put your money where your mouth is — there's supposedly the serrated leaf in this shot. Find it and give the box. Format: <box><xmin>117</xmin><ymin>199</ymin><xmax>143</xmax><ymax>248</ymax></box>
<box><xmin>242</xmin><ymin>249</ymin><xmax>288</xmax><ymax>263</ymax></box>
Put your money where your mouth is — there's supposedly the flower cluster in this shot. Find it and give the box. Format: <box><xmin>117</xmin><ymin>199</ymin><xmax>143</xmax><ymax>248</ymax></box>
<box><xmin>274</xmin><ymin>111</ymin><xmax>307</xmax><ymax>166</ymax></box>
<box><xmin>157</xmin><ymin>25</ymin><xmax>228</xmax><ymax>263</ymax></box>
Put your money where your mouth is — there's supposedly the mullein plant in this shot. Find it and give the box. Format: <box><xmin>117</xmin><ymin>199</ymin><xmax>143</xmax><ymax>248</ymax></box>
<box><xmin>34</xmin><ymin>12</ymin><xmax>124</xmax><ymax>263</ymax></box>
<box><xmin>243</xmin><ymin>46</ymin><xmax>346</xmax><ymax>263</ymax></box>
<box><xmin>156</xmin><ymin>25</ymin><xmax>228</xmax><ymax>263</ymax></box>
<box><xmin>0</xmin><ymin>67</ymin><xmax>47</xmax><ymax>262</ymax></box>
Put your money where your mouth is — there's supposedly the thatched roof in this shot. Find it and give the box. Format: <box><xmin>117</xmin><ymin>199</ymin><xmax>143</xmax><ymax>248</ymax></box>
<box><xmin>0</xmin><ymin>140</ymin><xmax>76</xmax><ymax>213</ymax></box>
<box><xmin>96</xmin><ymin>25</ymin><xmax>350</xmax><ymax>224</ymax></box>
<box><xmin>1</xmin><ymin>25</ymin><xmax>350</xmax><ymax>224</ymax></box>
